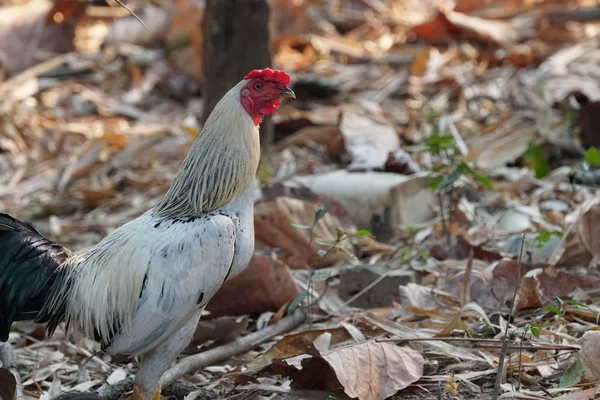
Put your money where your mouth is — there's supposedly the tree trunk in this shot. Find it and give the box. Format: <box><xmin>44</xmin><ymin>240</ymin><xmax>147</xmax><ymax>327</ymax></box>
<box><xmin>202</xmin><ymin>0</ymin><xmax>273</xmax><ymax>149</ymax></box>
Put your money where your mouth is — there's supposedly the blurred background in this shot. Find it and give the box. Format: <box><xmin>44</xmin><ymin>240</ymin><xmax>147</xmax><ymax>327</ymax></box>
<box><xmin>2</xmin><ymin>0</ymin><xmax>600</xmax><ymax>398</ymax></box>
<box><xmin>1</xmin><ymin>0</ymin><xmax>599</xmax><ymax>250</ymax></box>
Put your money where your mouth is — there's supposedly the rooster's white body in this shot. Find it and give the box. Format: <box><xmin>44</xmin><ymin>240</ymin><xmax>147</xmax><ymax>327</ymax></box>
<box><xmin>62</xmin><ymin>186</ymin><xmax>255</xmax><ymax>391</ymax></box>
<box><xmin>0</xmin><ymin>69</ymin><xmax>295</xmax><ymax>399</ymax></box>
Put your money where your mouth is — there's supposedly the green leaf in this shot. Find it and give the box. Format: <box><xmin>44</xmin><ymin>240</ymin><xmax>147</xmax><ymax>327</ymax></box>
<box><xmin>530</xmin><ymin>325</ymin><xmax>540</xmax><ymax>338</ymax></box>
<box><xmin>355</xmin><ymin>229</ymin><xmax>373</xmax><ymax>237</ymax></box>
<box><xmin>535</xmin><ymin>230</ymin><xmax>563</xmax><ymax>247</ymax></box>
<box><xmin>559</xmin><ymin>360</ymin><xmax>583</xmax><ymax>388</ymax></box>
<box><xmin>462</xmin><ymin>164</ymin><xmax>494</xmax><ymax>190</ymax></box>
<box><xmin>404</xmin><ymin>226</ymin><xmax>421</xmax><ymax>234</ymax></box>
<box><xmin>291</xmin><ymin>223</ymin><xmax>312</xmax><ymax>230</ymax></box>
<box><xmin>564</xmin><ymin>299</ymin><xmax>591</xmax><ymax>310</ymax></box>
<box><xmin>545</xmin><ymin>304</ymin><xmax>562</xmax><ymax>316</ymax></box>
<box><xmin>424</xmin><ymin>135</ymin><xmax>455</xmax><ymax>147</ymax></box>
<box><xmin>314</xmin><ymin>204</ymin><xmax>329</xmax><ymax>224</ymax></box>
<box><xmin>523</xmin><ymin>142</ymin><xmax>551</xmax><ymax>178</ymax></box>
<box><xmin>423</xmin><ymin>135</ymin><xmax>455</xmax><ymax>154</ymax></box>
<box><xmin>287</xmin><ymin>290</ymin><xmax>308</xmax><ymax>314</ymax></box>
<box><xmin>585</xmin><ymin>147</ymin><xmax>600</xmax><ymax>167</ymax></box>
<box><xmin>431</xmin><ymin>164</ymin><xmax>448</xmax><ymax>172</ymax></box>
<box><xmin>429</xmin><ymin>175</ymin><xmax>445</xmax><ymax>191</ymax></box>
<box><xmin>555</xmin><ymin>296</ymin><xmax>564</xmax><ymax>308</ymax></box>
<box><xmin>425</xmin><ymin>110</ymin><xmax>436</xmax><ymax>123</ymax></box>
<box><xmin>336</xmin><ymin>228</ymin><xmax>345</xmax><ymax>240</ymax></box>
<box><xmin>435</xmin><ymin>165</ymin><xmax>465</xmax><ymax>191</ymax></box>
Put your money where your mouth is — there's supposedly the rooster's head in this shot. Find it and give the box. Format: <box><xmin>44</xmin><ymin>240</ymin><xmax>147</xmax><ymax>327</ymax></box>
<box><xmin>241</xmin><ymin>68</ymin><xmax>295</xmax><ymax>125</ymax></box>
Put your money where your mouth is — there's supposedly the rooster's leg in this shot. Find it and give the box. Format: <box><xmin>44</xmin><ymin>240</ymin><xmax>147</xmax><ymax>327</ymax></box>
<box><xmin>132</xmin><ymin>310</ymin><xmax>202</xmax><ymax>399</ymax></box>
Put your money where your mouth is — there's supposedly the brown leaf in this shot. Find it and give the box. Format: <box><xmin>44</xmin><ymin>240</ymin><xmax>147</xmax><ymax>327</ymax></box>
<box><xmin>275</xmin><ymin>126</ymin><xmax>342</xmax><ymax>151</ymax></box>
<box><xmin>578</xmin><ymin>102</ymin><xmax>600</xmax><ymax>149</ymax></box>
<box><xmin>454</xmin><ymin>260</ymin><xmax>600</xmax><ymax>312</ymax></box>
<box><xmin>269</xmin><ymin>340</ymin><xmax>424</xmax><ymax>399</ymax></box>
<box><xmin>443</xmin><ymin>10</ymin><xmax>528</xmax><ymax>45</ymax></box>
<box><xmin>384</xmin><ymin>149</ymin><xmax>421</xmax><ymax>175</ymax></box>
<box><xmin>184</xmin><ymin>316</ymin><xmax>248</xmax><ymax>354</ymax></box>
<box><xmin>515</xmin><ymin>274</ymin><xmax>544</xmax><ymax>311</ymax></box>
<box><xmin>206</xmin><ymin>255</ymin><xmax>300</xmax><ymax>318</ymax></box>
<box><xmin>321</xmin><ymin>341</ymin><xmax>424</xmax><ymax>400</ymax></box>
<box><xmin>579</xmin><ymin>331</ymin><xmax>600</xmax><ymax>382</ymax></box>
<box><xmin>551</xmin><ymin>199</ymin><xmax>600</xmax><ymax>268</ymax></box>
<box><xmin>411</xmin><ymin>12</ymin><xmax>455</xmax><ymax>42</ymax></box>
<box><xmin>398</xmin><ymin>283</ymin><xmax>437</xmax><ymax>310</ymax></box>
<box><xmin>0</xmin><ymin>368</ymin><xmax>16</xmax><ymax>400</ymax></box>
<box><xmin>254</xmin><ymin>197</ymin><xmax>356</xmax><ymax>269</ymax></box>
<box><xmin>242</xmin><ymin>329</ymin><xmax>353</xmax><ymax>376</ymax></box>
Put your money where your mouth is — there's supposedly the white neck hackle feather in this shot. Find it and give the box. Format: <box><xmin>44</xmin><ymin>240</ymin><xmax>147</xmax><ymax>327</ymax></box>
<box><xmin>154</xmin><ymin>79</ymin><xmax>260</xmax><ymax>218</ymax></box>
<box><xmin>44</xmin><ymin>79</ymin><xmax>261</xmax><ymax>346</ymax></box>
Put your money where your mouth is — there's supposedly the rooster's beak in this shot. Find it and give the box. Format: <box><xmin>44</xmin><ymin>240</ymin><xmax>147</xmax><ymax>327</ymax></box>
<box><xmin>280</xmin><ymin>87</ymin><xmax>296</xmax><ymax>99</ymax></box>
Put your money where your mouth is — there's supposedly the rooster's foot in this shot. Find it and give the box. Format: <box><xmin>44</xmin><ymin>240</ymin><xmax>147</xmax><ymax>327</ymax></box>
<box><xmin>131</xmin><ymin>384</ymin><xmax>160</xmax><ymax>400</ymax></box>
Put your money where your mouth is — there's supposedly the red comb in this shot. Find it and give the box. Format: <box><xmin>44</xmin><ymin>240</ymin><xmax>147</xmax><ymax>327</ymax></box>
<box><xmin>244</xmin><ymin>68</ymin><xmax>290</xmax><ymax>87</ymax></box>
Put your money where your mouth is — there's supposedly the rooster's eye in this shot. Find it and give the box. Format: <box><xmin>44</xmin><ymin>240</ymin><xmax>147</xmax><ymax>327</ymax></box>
<box><xmin>254</xmin><ymin>83</ymin><xmax>263</xmax><ymax>91</ymax></box>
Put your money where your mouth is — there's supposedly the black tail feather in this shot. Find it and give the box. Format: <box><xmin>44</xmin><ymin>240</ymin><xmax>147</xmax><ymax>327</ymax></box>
<box><xmin>0</xmin><ymin>213</ymin><xmax>70</xmax><ymax>341</ymax></box>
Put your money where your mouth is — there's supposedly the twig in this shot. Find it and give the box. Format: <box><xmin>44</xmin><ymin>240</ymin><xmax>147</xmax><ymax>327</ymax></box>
<box><xmin>0</xmin><ymin>342</ymin><xmax>23</xmax><ymax>400</ymax></box>
<box><xmin>112</xmin><ymin>0</ymin><xmax>150</xmax><ymax>32</ymax></box>
<box><xmin>379</xmin><ymin>337</ymin><xmax>580</xmax><ymax>351</ymax></box>
<box><xmin>0</xmin><ymin>53</ymin><xmax>75</xmax><ymax>112</ymax></box>
<box><xmin>460</xmin><ymin>250</ymin><xmax>474</xmax><ymax>307</ymax></box>
<box><xmin>492</xmin><ymin>232</ymin><xmax>526</xmax><ymax>399</ymax></box>
<box><xmin>518</xmin><ymin>330</ymin><xmax>524</xmax><ymax>391</ymax></box>
<box><xmin>159</xmin><ymin>309</ymin><xmax>306</xmax><ymax>388</ymax></box>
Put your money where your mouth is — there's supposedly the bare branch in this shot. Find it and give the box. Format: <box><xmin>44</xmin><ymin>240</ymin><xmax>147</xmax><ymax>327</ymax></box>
<box><xmin>160</xmin><ymin>309</ymin><xmax>306</xmax><ymax>388</ymax></box>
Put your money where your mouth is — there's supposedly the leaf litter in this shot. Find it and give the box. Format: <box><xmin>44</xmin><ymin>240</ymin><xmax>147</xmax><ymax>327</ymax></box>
<box><xmin>1</xmin><ymin>0</ymin><xmax>600</xmax><ymax>399</ymax></box>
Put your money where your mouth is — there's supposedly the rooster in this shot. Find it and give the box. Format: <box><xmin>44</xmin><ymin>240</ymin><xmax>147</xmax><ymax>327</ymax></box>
<box><xmin>0</xmin><ymin>68</ymin><xmax>294</xmax><ymax>400</ymax></box>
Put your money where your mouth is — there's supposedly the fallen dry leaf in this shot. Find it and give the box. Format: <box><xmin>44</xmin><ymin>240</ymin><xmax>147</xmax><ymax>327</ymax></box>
<box><xmin>578</xmin><ymin>102</ymin><xmax>600</xmax><ymax>149</ymax></box>
<box><xmin>185</xmin><ymin>316</ymin><xmax>248</xmax><ymax>353</ymax></box>
<box><xmin>447</xmin><ymin>260</ymin><xmax>600</xmax><ymax>312</ymax></box>
<box><xmin>0</xmin><ymin>368</ymin><xmax>16</xmax><ymax>400</ymax></box>
<box><xmin>206</xmin><ymin>255</ymin><xmax>300</xmax><ymax>318</ymax></box>
<box><xmin>254</xmin><ymin>196</ymin><xmax>356</xmax><ymax>269</ymax></box>
<box><xmin>578</xmin><ymin>331</ymin><xmax>600</xmax><ymax>382</ymax></box>
<box><xmin>288</xmin><ymin>341</ymin><xmax>425</xmax><ymax>400</ymax></box>
<box><xmin>398</xmin><ymin>283</ymin><xmax>437</xmax><ymax>310</ymax></box>
<box><xmin>275</xmin><ymin>126</ymin><xmax>342</xmax><ymax>151</ymax></box>
<box><xmin>551</xmin><ymin>199</ymin><xmax>600</xmax><ymax>268</ymax></box>
<box><xmin>340</xmin><ymin>108</ymin><xmax>400</xmax><ymax>171</ymax></box>
<box><xmin>410</xmin><ymin>8</ymin><xmax>532</xmax><ymax>45</ymax></box>
<box><xmin>515</xmin><ymin>273</ymin><xmax>544</xmax><ymax>311</ymax></box>
<box><xmin>242</xmin><ymin>328</ymin><xmax>354</xmax><ymax>376</ymax></box>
